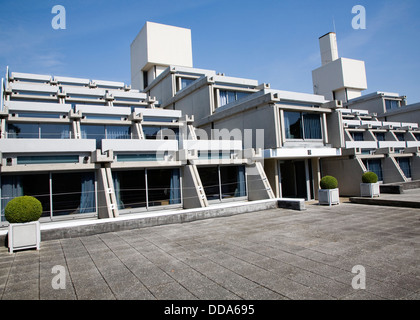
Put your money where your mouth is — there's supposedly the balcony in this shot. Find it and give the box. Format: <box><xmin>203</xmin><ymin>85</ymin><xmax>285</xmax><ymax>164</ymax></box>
<box><xmin>378</xmin><ymin>141</ymin><xmax>406</xmax><ymax>149</ymax></box>
<box><xmin>345</xmin><ymin>141</ymin><xmax>378</xmax><ymax>149</ymax></box>
<box><xmin>0</xmin><ymin>139</ymin><xmax>96</xmax><ymax>153</ymax></box>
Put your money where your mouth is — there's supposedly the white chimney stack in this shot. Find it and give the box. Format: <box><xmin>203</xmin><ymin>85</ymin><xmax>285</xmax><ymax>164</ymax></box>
<box><xmin>319</xmin><ymin>32</ymin><xmax>339</xmax><ymax>66</ymax></box>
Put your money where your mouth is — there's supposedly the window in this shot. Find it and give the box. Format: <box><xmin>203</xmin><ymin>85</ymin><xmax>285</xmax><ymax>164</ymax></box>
<box><xmin>351</xmin><ymin>132</ymin><xmax>364</xmax><ymax>141</ymax></box>
<box><xmin>178</xmin><ymin>78</ymin><xmax>195</xmax><ymax>91</ymax></box>
<box><xmin>395</xmin><ymin>133</ymin><xmax>405</xmax><ymax>141</ymax></box>
<box><xmin>197</xmin><ymin>165</ymin><xmax>246</xmax><ymax>201</ymax></box>
<box><xmin>284</xmin><ymin>111</ymin><xmax>322</xmax><ymax>140</ymax></box>
<box><xmin>375</xmin><ymin>132</ymin><xmax>386</xmax><ymax>141</ymax></box>
<box><xmin>143</xmin><ymin>71</ymin><xmax>148</xmax><ymax>89</ymax></box>
<box><xmin>143</xmin><ymin>126</ymin><xmax>179</xmax><ymax>140</ymax></box>
<box><xmin>397</xmin><ymin>158</ymin><xmax>412</xmax><ymax>178</ymax></box>
<box><xmin>81</xmin><ymin>125</ymin><xmax>105</xmax><ymax>149</ymax></box>
<box><xmin>81</xmin><ymin>125</ymin><xmax>132</xmax><ymax>148</ymax></box>
<box><xmin>112</xmin><ymin>168</ymin><xmax>181</xmax><ymax>211</ymax></box>
<box><xmin>7</xmin><ymin>123</ymin><xmax>71</xmax><ymax>139</ymax></box>
<box><xmin>385</xmin><ymin>100</ymin><xmax>400</xmax><ymax>111</ymax></box>
<box><xmin>219</xmin><ymin>90</ymin><xmax>251</xmax><ymax>107</ymax></box>
<box><xmin>363</xmin><ymin>159</ymin><xmax>383</xmax><ymax>181</ymax></box>
<box><xmin>0</xmin><ymin>172</ymin><xmax>96</xmax><ymax>222</ymax></box>
<box><xmin>17</xmin><ymin>155</ymin><xmax>79</xmax><ymax>165</ymax></box>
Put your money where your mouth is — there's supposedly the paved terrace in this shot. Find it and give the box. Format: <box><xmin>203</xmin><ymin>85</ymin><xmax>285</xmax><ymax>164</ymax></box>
<box><xmin>0</xmin><ymin>201</ymin><xmax>419</xmax><ymax>300</ymax></box>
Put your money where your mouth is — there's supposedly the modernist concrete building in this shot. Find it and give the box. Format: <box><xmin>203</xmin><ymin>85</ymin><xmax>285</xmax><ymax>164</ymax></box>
<box><xmin>131</xmin><ymin>23</ymin><xmax>342</xmax><ymax>200</ymax></box>
<box><xmin>0</xmin><ymin>69</ymin><xmax>273</xmax><ymax>225</ymax></box>
<box><xmin>311</xmin><ymin>32</ymin><xmax>420</xmax><ymax>196</ymax></box>
<box><xmin>131</xmin><ymin>22</ymin><xmax>420</xmax><ymax>198</ymax></box>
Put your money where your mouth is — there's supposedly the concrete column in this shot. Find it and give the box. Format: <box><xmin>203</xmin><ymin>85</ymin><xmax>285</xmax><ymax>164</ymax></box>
<box><xmin>383</xmin><ymin>156</ymin><xmax>407</xmax><ymax>183</ymax></box>
<box><xmin>246</xmin><ymin>162</ymin><xmax>275</xmax><ymax>201</ymax></box>
<box><xmin>181</xmin><ymin>165</ymin><xmax>208</xmax><ymax>209</ymax></box>
<box><xmin>312</xmin><ymin>158</ymin><xmax>321</xmax><ymax>200</ymax></box>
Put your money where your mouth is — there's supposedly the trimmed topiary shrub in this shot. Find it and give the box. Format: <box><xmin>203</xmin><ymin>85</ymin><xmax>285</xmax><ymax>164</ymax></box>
<box><xmin>5</xmin><ymin>196</ymin><xmax>43</xmax><ymax>224</ymax></box>
<box><xmin>362</xmin><ymin>172</ymin><xmax>378</xmax><ymax>184</ymax></box>
<box><xmin>320</xmin><ymin>176</ymin><xmax>338</xmax><ymax>190</ymax></box>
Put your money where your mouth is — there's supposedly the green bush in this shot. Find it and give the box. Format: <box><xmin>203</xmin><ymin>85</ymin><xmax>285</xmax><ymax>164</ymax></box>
<box><xmin>5</xmin><ymin>196</ymin><xmax>43</xmax><ymax>224</ymax></box>
<box><xmin>362</xmin><ymin>172</ymin><xmax>378</xmax><ymax>184</ymax></box>
<box><xmin>320</xmin><ymin>176</ymin><xmax>338</xmax><ymax>190</ymax></box>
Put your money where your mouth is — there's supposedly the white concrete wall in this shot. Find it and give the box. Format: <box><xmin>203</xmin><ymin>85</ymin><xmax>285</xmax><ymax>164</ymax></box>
<box><xmin>131</xmin><ymin>22</ymin><xmax>193</xmax><ymax>90</ymax></box>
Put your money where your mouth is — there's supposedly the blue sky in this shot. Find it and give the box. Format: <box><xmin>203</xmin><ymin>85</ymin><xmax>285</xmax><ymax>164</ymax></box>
<box><xmin>1</xmin><ymin>0</ymin><xmax>419</xmax><ymax>103</ymax></box>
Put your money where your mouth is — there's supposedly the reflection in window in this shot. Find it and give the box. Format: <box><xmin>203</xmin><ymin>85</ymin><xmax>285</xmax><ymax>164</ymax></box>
<box><xmin>375</xmin><ymin>132</ymin><xmax>386</xmax><ymax>141</ymax></box>
<box><xmin>7</xmin><ymin>123</ymin><xmax>71</xmax><ymax>139</ymax></box>
<box><xmin>284</xmin><ymin>112</ymin><xmax>322</xmax><ymax>140</ymax></box>
<box><xmin>397</xmin><ymin>158</ymin><xmax>412</xmax><ymax>178</ymax></box>
<box><xmin>143</xmin><ymin>126</ymin><xmax>179</xmax><ymax>140</ymax></box>
<box><xmin>363</xmin><ymin>159</ymin><xmax>383</xmax><ymax>181</ymax></box>
<box><xmin>219</xmin><ymin>90</ymin><xmax>251</xmax><ymax>107</ymax></box>
<box><xmin>198</xmin><ymin>165</ymin><xmax>246</xmax><ymax>201</ymax></box>
<box><xmin>385</xmin><ymin>100</ymin><xmax>400</xmax><ymax>111</ymax></box>
<box><xmin>0</xmin><ymin>172</ymin><xmax>96</xmax><ymax>221</ymax></box>
<box><xmin>351</xmin><ymin>132</ymin><xmax>364</xmax><ymax>141</ymax></box>
<box><xmin>112</xmin><ymin>168</ymin><xmax>181</xmax><ymax>210</ymax></box>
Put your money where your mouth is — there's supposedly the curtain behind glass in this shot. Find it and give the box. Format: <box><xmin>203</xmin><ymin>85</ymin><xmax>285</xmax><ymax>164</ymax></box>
<box><xmin>398</xmin><ymin>158</ymin><xmax>412</xmax><ymax>178</ymax></box>
<box><xmin>235</xmin><ymin>166</ymin><xmax>246</xmax><ymax>197</ymax></box>
<box><xmin>1</xmin><ymin>176</ymin><xmax>23</xmax><ymax>221</ymax></box>
<box><xmin>366</xmin><ymin>160</ymin><xmax>383</xmax><ymax>181</ymax></box>
<box><xmin>112</xmin><ymin>172</ymin><xmax>124</xmax><ymax>210</ymax></box>
<box><xmin>79</xmin><ymin>173</ymin><xmax>96</xmax><ymax>214</ymax></box>
<box><xmin>106</xmin><ymin>126</ymin><xmax>131</xmax><ymax>140</ymax></box>
<box><xmin>303</xmin><ymin>113</ymin><xmax>322</xmax><ymax>139</ymax></box>
<box><xmin>169</xmin><ymin>169</ymin><xmax>181</xmax><ymax>205</ymax></box>
<box><xmin>219</xmin><ymin>90</ymin><xmax>228</xmax><ymax>107</ymax></box>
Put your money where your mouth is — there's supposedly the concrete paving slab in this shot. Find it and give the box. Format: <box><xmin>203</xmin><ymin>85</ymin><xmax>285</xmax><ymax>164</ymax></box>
<box><xmin>1</xmin><ymin>202</ymin><xmax>419</xmax><ymax>300</ymax></box>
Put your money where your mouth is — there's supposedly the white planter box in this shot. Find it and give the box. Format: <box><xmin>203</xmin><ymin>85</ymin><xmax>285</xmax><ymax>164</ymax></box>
<box><xmin>360</xmin><ymin>183</ymin><xmax>380</xmax><ymax>198</ymax></box>
<box><xmin>8</xmin><ymin>221</ymin><xmax>41</xmax><ymax>253</ymax></box>
<box><xmin>318</xmin><ymin>188</ymin><xmax>340</xmax><ymax>206</ymax></box>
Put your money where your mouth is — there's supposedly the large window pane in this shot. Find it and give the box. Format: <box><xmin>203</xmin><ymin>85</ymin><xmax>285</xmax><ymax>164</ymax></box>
<box><xmin>147</xmin><ymin>169</ymin><xmax>181</xmax><ymax>207</ymax></box>
<box><xmin>143</xmin><ymin>126</ymin><xmax>160</xmax><ymax>139</ymax></box>
<box><xmin>81</xmin><ymin>125</ymin><xmax>105</xmax><ymax>149</ymax></box>
<box><xmin>198</xmin><ymin>167</ymin><xmax>220</xmax><ymax>200</ymax></box>
<box><xmin>397</xmin><ymin>158</ymin><xmax>412</xmax><ymax>178</ymax></box>
<box><xmin>106</xmin><ymin>126</ymin><xmax>131</xmax><ymax>139</ymax></box>
<box><xmin>40</xmin><ymin>123</ymin><xmax>71</xmax><ymax>139</ymax></box>
<box><xmin>180</xmin><ymin>78</ymin><xmax>195</xmax><ymax>90</ymax></box>
<box><xmin>363</xmin><ymin>159</ymin><xmax>383</xmax><ymax>181</ymax></box>
<box><xmin>7</xmin><ymin>123</ymin><xmax>39</xmax><ymax>138</ymax></box>
<box><xmin>284</xmin><ymin>112</ymin><xmax>303</xmax><ymax>139</ymax></box>
<box><xmin>52</xmin><ymin>172</ymin><xmax>96</xmax><ymax>216</ymax></box>
<box><xmin>113</xmin><ymin>170</ymin><xmax>147</xmax><ymax>210</ymax></box>
<box><xmin>220</xmin><ymin>166</ymin><xmax>246</xmax><ymax>199</ymax></box>
<box><xmin>303</xmin><ymin>113</ymin><xmax>322</xmax><ymax>139</ymax></box>
<box><xmin>20</xmin><ymin>174</ymin><xmax>51</xmax><ymax>218</ymax></box>
<box><xmin>351</xmin><ymin>132</ymin><xmax>364</xmax><ymax>141</ymax></box>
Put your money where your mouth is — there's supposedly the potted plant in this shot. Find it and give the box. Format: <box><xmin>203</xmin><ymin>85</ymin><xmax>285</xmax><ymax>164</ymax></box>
<box><xmin>360</xmin><ymin>172</ymin><xmax>380</xmax><ymax>198</ymax></box>
<box><xmin>5</xmin><ymin>196</ymin><xmax>42</xmax><ymax>253</ymax></box>
<box><xmin>318</xmin><ymin>176</ymin><xmax>340</xmax><ymax>206</ymax></box>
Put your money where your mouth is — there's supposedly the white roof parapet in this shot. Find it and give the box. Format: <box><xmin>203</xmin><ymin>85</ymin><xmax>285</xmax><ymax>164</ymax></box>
<box><xmin>63</xmin><ymin>86</ymin><xmax>106</xmax><ymax>97</ymax></box>
<box><xmin>76</xmin><ymin>105</ymin><xmax>132</xmax><ymax>115</ymax></box>
<box><xmin>5</xmin><ymin>101</ymin><xmax>72</xmax><ymax>113</ymax></box>
<box><xmin>360</xmin><ymin>120</ymin><xmax>382</xmax><ymax>128</ymax></box>
<box><xmin>109</xmin><ymin>90</ymin><xmax>147</xmax><ymax>100</ymax></box>
<box><xmin>170</xmin><ymin>65</ymin><xmax>216</xmax><ymax>77</ymax></box>
<box><xmin>54</xmin><ymin>76</ymin><xmax>90</xmax><ymax>85</ymax></box>
<box><xmin>212</xmin><ymin>74</ymin><xmax>258</xmax><ymax>87</ymax></box>
<box><xmin>343</xmin><ymin>119</ymin><xmax>361</xmax><ymax>128</ymax></box>
<box><xmin>11</xmin><ymin>72</ymin><xmax>52</xmax><ymax>82</ymax></box>
<box><xmin>268</xmin><ymin>89</ymin><xmax>328</xmax><ymax>105</ymax></box>
<box><xmin>9</xmin><ymin>82</ymin><xmax>58</xmax><ymax>94</ymax></box>
<box><xmin>93</xmin><ymin>79</ymin><xmax>125</xmax><ymax>89</ymax></box>
<box><xmin>134</xmin><ymin>107</ymin><xmax>182</xmax><ymax>119</ymax></box>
